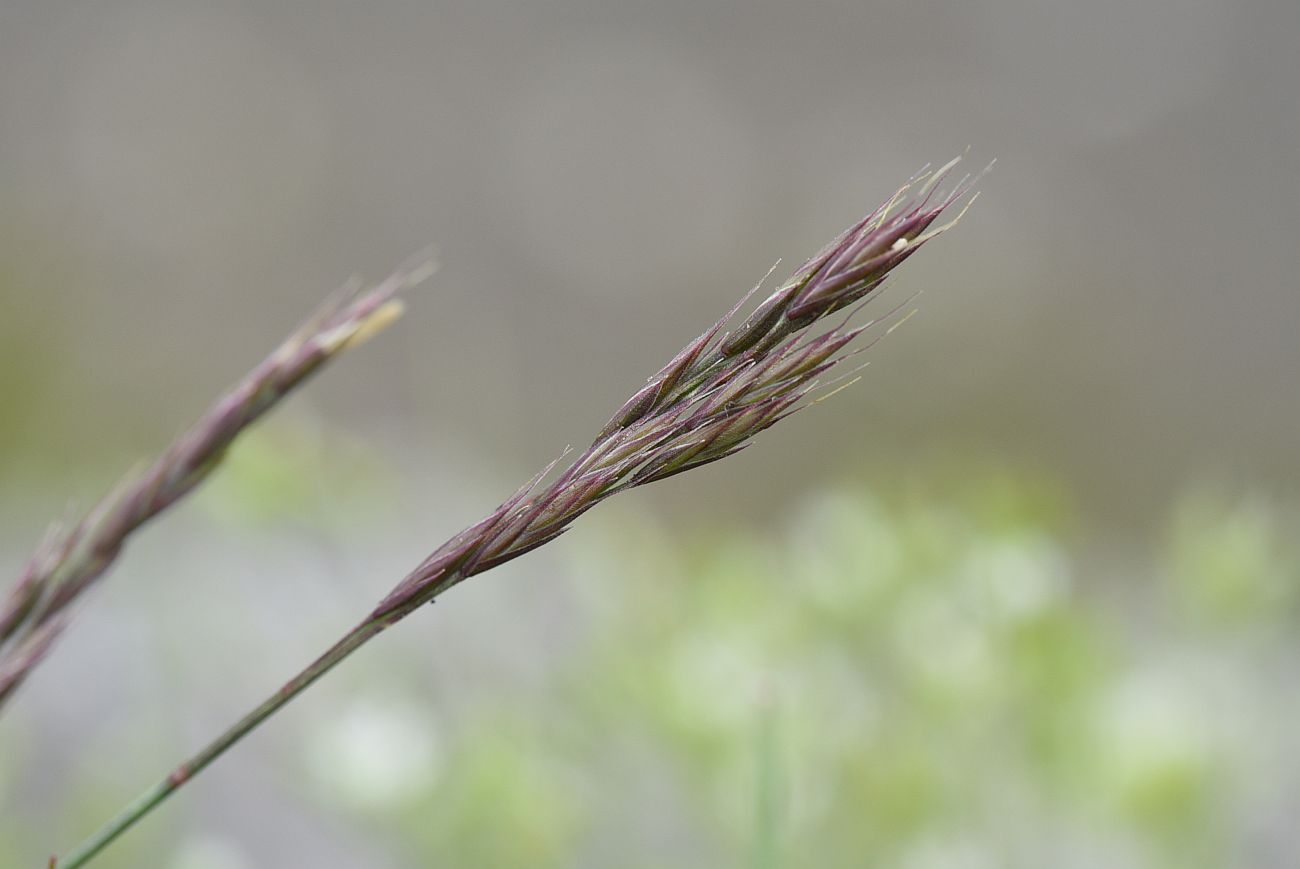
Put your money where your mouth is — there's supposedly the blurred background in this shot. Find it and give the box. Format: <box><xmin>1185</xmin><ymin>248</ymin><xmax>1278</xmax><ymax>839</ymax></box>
<box><xmin>1</xmin><ymin>1</ymin><xmax>1298</xmax><ymax>867</ymax></box>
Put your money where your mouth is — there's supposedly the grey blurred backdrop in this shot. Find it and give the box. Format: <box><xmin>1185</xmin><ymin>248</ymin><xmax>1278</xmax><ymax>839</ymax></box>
<box><xmin>2</xmin><ymin>1</ymin><xmax>1298</xmax><ymax>867</ymax></box>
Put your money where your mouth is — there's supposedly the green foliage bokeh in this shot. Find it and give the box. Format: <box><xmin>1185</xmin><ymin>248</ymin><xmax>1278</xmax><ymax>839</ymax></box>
<box><xmin>306</xmin><ymin>475</ymin><xmax>1295</xmax><ymax>869</ymax></box>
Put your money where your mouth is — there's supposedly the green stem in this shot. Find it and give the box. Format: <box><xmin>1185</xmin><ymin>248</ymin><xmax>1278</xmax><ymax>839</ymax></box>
<box><xmin>753</xmin><ymin>693</ymin><xmax>781</xmax><ymax>869</ymax></box>
<box><xmin>55</xmin><ymin>617</ymin><xmax>390</xmax><ymax>869</ymax></box>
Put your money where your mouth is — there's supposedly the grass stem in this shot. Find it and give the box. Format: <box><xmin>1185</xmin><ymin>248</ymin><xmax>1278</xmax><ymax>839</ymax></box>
<box><xmin>55</xmin><ymin>618</ymin><xmax>388</xmax><ymax>869</ymax></box>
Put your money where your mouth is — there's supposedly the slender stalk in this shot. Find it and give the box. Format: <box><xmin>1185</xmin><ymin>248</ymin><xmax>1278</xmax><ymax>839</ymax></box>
<box><xmin>754</xmin><ymin>694</ymin><xmax>782</xmax><ymax>869</ymax></box>
<box><xmin>51</xmin><ymin>161</ymin><xmax>980</xmax><ymax>867</ymax></box>
<box><xmin>56</xmin><ymin>617</ymin><xmax>389</xmax><ymax>869</ymax></box>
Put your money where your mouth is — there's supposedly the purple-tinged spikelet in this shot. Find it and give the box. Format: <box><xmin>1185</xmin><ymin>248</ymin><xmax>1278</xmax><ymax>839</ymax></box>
<box><xmin>371</xmin><ymin>159</ymin><xmax>978</xmax><ymax>620</ymax></box>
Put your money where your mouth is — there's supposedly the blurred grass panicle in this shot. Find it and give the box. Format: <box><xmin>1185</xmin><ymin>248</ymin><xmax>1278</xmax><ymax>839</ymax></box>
<box><xmin>0</xmin><ymin>261</ymin><xmax>432</xmax><ymax>711</ymax></box>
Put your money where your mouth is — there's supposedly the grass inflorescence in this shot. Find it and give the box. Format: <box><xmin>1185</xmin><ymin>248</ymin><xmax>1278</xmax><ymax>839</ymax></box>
<box><xmin>50</xmin><ymin>161</ymin><xmax>978</xmax><ymax>868</ymax></box>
